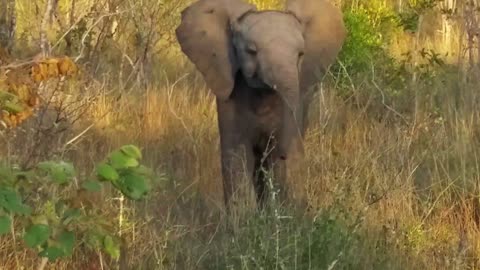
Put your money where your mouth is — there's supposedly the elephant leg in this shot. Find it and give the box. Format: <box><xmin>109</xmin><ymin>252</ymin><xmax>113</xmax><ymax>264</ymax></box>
<box><xmin>216</xmin><ymin>99</ymin><xmax>256</xmax><ymax>212</ymax></box>
<box><xmin>275</xmin><ymin>113</ymin><xmax>304</xmax><ymax>206</ymax></box>
<box><xmin>272</xmin><ymin>152</ymin><xmax>308</xmax><ymax>208</ymax></box>
<box><xmin>221</xmin><ymin>141</ymin><xmax>255</xmax><ymax>213</ymax></box>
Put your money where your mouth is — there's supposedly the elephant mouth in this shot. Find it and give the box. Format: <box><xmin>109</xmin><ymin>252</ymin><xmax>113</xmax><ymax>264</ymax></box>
<box><xmin>244</xmin><ymin>72</ymin><xmax>271</xmax><ymax>89</ymax></box>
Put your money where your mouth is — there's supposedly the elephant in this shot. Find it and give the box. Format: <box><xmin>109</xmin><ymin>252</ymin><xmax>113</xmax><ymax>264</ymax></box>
<box><xmin>175</xmin><ymin>0</ymin><xmax>346</xmax><ymax>210</ymax></box>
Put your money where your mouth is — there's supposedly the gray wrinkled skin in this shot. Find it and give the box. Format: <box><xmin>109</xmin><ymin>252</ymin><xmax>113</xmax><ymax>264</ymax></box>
<box><xmin>176</xmin><ymin>0</ymin><xmax>346</xmax><ymax>211</ymax></box>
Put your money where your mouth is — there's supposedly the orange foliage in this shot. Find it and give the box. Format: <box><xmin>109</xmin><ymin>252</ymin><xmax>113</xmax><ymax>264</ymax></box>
<box><xmin>0</xmin><ymin>50</ymin><xmax>78</xmax><ymax>128</ymax></box>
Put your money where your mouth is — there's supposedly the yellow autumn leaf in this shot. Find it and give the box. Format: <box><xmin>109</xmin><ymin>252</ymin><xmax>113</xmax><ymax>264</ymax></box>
<box><xmin>47</xmin><ymin>62</ymin><xmax>59</xmax><ymax>78</ymax></box>
<box><xmin>16</xmin><ymin>85</ymin><xmax>31</xmax><ymax>101</ymax></box>
<box><xmin>37</xmin><ymin>63</ymin><xmax>49</xmax><ymax>80</ymax></box>
<box><xmin>44</xmin><ymin>58</ymin><xmax>60</xmax><ymax>64</ymax></box>
<box><xmin>31</xmin><ymin>65</ymin><xmax>43</xmax><ymax>82</ymax></box>
<box><xmin>58</xmin><ymin>57</ymin><xmax>78</xmax><ymax>76</ymax></box>
<box><xmin>0</xmin><ymin>50</ymin><xmax>80</xmax><ymax>129</ymax></box>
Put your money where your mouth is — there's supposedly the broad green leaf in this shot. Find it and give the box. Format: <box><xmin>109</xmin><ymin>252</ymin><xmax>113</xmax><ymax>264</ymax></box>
<box><xmin>120</xmin><ymin>145</ymin><xmax>142</xmax><ymax>160</ymax></box>
<box><xmin>109</xmin><ymin>150</ymin><xmax>139</xmax><ymax>169</ymax></box>
<box><xmin>57</xmin><ymin>231</ymin><xmax>75</xmax><ymax>257</ymax></box>
<box><xmin>118</xmin><ymin>171</ymin><xmax>151</xmax><ymax>200</ymax></box>
<box><xmin>0</xmin><ymin>215</ymin><xmax>11</xmax><ymax>235</ymax></box>
<box><xmin>0</xmin><ymin>90</ymin><xmax>17</xmax><ymax>100</ymax></box>
<box><xmin>50</xmin><ymin>168</ymin><xmax>70</xmax><ymax>184</ymax></box>
<box><xmin>39</xmin><ymin>246</ymin><xmax>65</xmax><ymax>261</ymax></box>
<box><xmin>54</xmin><ymin>162</ymin><xmax>75</xmax><ymax>184</ymax></box>
<box><xmin>37</xmin><ymin>161</ymin><xmax>54</xmax><ymax>171</ymax></box>
<box><xmin>3</xmin><ymin>100</ymin><xmax>24</xmax><ymax>113</ymax></box>
<box><xmin>24</xmin><ymin>224</ymin><xmax>51</xmax><ymax>248</ymax></box>
<box><xmin>37</xmin><ymin>161</ymin><xmax>75</xmax><ymax>184</ymax></box>
<box><xmin>96</xmin><ymin>163</ymin><xmax>119</xmax><ymax>181</ymax></box>
<box><xmin>81</xmin><ymin>180</ymin><xmax>102</xmax><ymax>192</ymax></box>
<box><xmin>0</xmin><ymin>188</ymin><xmax>32</xmax><ymax>215</ymax></box>
<box><xmin>103</xmin><ymin>235</ymin><xmax>120</xmax><ymax>259</ymax></box>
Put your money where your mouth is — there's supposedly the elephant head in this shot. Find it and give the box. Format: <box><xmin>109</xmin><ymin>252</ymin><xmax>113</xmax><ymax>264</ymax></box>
<box><xmin>176</xmin><ymin>0</ymin><xmax>346</xmax><ymax>130</ymax></box>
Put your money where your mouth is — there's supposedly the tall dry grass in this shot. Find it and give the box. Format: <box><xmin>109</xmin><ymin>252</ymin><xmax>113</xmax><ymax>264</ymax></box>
<box><xmin>2</xmin><ymin>0</ymin><xmax>480</xmax><ymax>268</ymax></box>
<box><xmin>2</xmin><ymin>64</ymin><xmax>480</xmax><ymax>268</ymax></box>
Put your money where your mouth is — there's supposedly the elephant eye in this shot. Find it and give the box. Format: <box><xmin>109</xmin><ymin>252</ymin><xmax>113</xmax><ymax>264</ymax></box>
<box><xmin>298</xmin><ymin>51</ymin><xmax>304</xmax><ymax>58</ymax></box>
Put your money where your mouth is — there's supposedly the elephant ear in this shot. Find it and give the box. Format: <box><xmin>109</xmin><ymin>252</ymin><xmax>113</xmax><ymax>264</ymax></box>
<box><xmin>176</xmin><ymin>0</ymin><xmax>256</xmax><ymax>100</ymax></box>
<box><xmin>286</xmin><ymin>0</ymin><xmax>346</xmax><ymax>90</ymax></box>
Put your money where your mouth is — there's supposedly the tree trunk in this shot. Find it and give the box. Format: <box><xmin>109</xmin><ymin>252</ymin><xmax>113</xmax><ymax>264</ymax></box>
<box><xmin>0</xmin><ymin>0</ymin><xmax>16</xmax><ymax>52</ymax></box>
<box><xmin>40</xmin><ymin>0</ymin><xmax>55</xmax><ymax>57</ymax></box>
<box><xmin>441</xmin><ymin>0</ymin><xmax>456</xmax><ymax>55</ymax></box>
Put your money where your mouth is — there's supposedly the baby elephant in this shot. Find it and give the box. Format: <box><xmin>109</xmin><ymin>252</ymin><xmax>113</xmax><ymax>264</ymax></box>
<box><xmin>176</xmin><ymin>0</ymin><xmax>346</xmax><ymax>210</ymax></box>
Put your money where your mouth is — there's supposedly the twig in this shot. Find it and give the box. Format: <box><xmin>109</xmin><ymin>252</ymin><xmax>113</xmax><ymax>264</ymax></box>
<box><xmin>63</xmin><ymin>123</ymin><xmax>95</xmax><ymax>146</ymax></box>
<box><xmin>37</xmin><ymin>257</ymin><xmax>48</xmax><ymax>270</ymax></box>
<box><xmin>370</xmin><ymin>61</ymin><xmax>409</xmax><ymax>125</ymax></box>
<box><xmin>0</xmin><ymin>60</ymin><xmax>37</xmax><ymax>69</ymax></box>
<box><xmin>165</xmin><ymin>72</ymin><xmax>195</xmax><ymax>143</ymax></box>
<box><xmin>74</xmin><ymin>10</ymin><xmax>131</xmax><ymax>63</ymax></box>
<box><xmin>420</xmin><ymin>176</ymin><xmax>460</xmax><ymax>226</ymax></box>
<box><xmin>98</xmin><ymin>249</ymin><xmax>105</xmax><ymax>270</ymax></box>
<box><xmin>50</xmin><ymin>11</ymin><xmax>89</xmax><ymax>50</ymax></box>
<box><xmin>10</xmin><ymin>215</ymin><xmax>20</xmax><ymax>269</ymax></box>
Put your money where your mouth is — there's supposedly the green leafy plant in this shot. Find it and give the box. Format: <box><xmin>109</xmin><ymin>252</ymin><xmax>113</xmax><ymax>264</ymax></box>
<box><xmin>332</xmin><ymin>3</ymin><xmax>401</xmax><ymax>98</ymax></box>
<box><xmin>329</xmin><ymin>1</ymin><xmax>449</xmax><ymax>118</ymax></box>
<box><xmin>0</xmin><ymin>144</ymin><xmax>156</xmax><ymax>264</ymax></box>
<box><xmin>97</xmin><ymin>144</ymin><xmax>152</xmax><ymax>200</ymax></box>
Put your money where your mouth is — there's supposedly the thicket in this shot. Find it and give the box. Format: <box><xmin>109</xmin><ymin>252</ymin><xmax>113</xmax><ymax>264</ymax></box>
<box><xmin>0</xmin><ymin>145</ymin><xmax>154</xmax><ymax>266</ymax></box>
<box><xmin>331</xmin><ymin>0</ymin><xmax>460</xmax><ymax>117</ymax></box>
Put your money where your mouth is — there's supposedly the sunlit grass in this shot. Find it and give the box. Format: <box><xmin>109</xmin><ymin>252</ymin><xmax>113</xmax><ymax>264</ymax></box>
<box><xmin>2</xmin><ymin>0</ymin><xmax>480</xmax><ymax>268</ymax></box>
<box><xmin>2</xmin><ymin>69</ymin><xmax>480</xmax><ymax>268</ymax></box>
<box><xmin>248</xmin><ymin>0</ymin><xmax>284</xmax><ymax>10</ymax></box>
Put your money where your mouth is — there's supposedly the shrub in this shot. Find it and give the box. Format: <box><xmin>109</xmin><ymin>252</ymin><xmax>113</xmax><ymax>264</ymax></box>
<box><xmin>196</xmin><ymin>204</ymin><xmax>414</xmax><ymax>270</ymax></box>
<box><xmin>0</xmin><ymin>145</ymin><xmax>157</xmax><ymax>266</ymax></box>
<box><xmin>336</xmin><ymin>3</ymin><xmax>399</xmax><ymax>74</ymax></box>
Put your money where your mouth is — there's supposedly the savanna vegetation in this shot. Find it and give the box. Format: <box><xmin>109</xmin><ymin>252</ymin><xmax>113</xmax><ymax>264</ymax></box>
<box><xmin>1</xmin><ymin>0</ymin><xmax>480</xmax><ymax>269</ymax></box>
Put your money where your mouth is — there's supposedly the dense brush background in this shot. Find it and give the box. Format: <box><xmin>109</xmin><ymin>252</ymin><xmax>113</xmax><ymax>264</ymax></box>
<box><xmin>1</xmin><ymin>0</ymin><xmax>480</xmax><ymax>269</ymax></box>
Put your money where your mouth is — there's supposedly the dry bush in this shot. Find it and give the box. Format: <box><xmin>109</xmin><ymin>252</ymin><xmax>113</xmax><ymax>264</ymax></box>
<box><xmin>0</xmin><ymin>48</ymin><xmax>103</xmax><ymax>168</ymax></box>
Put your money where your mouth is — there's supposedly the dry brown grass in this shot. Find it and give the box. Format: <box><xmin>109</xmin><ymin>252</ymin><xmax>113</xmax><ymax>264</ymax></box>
<box><xmin>2</xmin><ymin>66</ymin><xmax>480</xmax><ymax>268</ymax></box>
<box><xmin>3</xmin><ymin>7</ymin><xmax>480</xmax><ymax>266</ymax></box>
<box><xmin>2</xmin><ymin>0</ymin><xmax>480</xmax><ymax>268</ymax></box>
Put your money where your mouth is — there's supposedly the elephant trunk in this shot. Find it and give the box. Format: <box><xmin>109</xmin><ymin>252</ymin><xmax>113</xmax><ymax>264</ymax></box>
<box><xmin>261</xmin><ymin>52</ymin><xmax>303</xmax><ymax>129</ymax></box>
<box><xmin>260</xmin><ymin>53</ymin><xmax>305</xmax><ymax>160</ymax></box>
